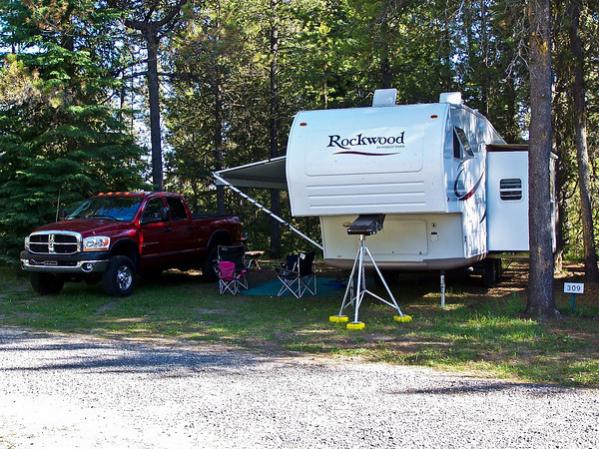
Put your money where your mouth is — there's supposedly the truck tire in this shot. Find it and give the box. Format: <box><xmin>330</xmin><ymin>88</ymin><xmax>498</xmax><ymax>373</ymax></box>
<box><xmin>102</xmin><ymin>255</ymin><xmax>136</xmax><ymax>297</ymax></box>
<box><xmin>202</xmin><ymin>246</ymin><xmax>218</xmax><ymax>281</ymax></box>
<box><xmin>30</xmin><ymin>273</ymin><xmax>64</xmax><ymax>296</ymax></box>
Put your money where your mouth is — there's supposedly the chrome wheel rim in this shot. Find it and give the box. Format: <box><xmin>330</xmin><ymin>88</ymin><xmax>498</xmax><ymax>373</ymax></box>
<box><xmin>117</xmin><ymin>265</ymin><xmax>132</xmax><ymax>291</ymax></box>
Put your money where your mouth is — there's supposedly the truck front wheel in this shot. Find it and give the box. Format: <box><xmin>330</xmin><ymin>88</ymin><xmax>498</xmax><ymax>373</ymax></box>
<box><xmin>102</xmin><ymin>255</ymin><xmax>136</xmax><ymax>297</ymax></box>
<box><xmin>30</xmin><ymin>273</ymin><xmax>64</xmax><ymax>295</ymax></box>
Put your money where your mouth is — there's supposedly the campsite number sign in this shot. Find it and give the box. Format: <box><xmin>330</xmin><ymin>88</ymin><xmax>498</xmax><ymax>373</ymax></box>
<box><xmin>564</xmin><ymin>282</ymin><xmax>584</xmax><ymax>313</ymax></box>
<box><xmin>564</xmin><ymin>283</ymin><xmax>584</xmax><ymax>294</ymax></box>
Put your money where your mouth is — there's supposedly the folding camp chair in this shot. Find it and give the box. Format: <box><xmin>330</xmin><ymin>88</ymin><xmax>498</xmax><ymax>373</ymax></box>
<box><xmin>217</xmin><ymin>245</ymin><xmax>248</xmax><ymax>291</ymax></box>
<box><xmin>276</xmin><ymin>252</ymin><xmax>317</xmax><ymax>298</ymax></box>
<box><xmin>216</xmin><ymin>260</ymin><xmax>240</xmax><ymax>295</ymax></box>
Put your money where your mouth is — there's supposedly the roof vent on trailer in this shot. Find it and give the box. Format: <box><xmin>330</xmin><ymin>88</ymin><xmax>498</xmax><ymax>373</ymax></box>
<box><xmin>439</xmin><ymin>92</ymin><xmax>463</xmax><ymax>105</ymax></box>
<box><xmin>372</xmin><ymin>89</ymin><xmax>397</xmax><ymax>107</ymax></box>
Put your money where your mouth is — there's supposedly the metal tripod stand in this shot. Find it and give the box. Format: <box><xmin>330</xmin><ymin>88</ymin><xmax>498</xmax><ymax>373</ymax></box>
<box><xmin>337</xmin><ymin>233</ymin><xmax>406</xmax><ymax>325</ymax></box>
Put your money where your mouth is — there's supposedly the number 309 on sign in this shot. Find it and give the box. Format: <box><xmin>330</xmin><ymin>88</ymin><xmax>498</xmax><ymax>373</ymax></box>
<box><xmin>564</xmin><ymin>283</ymin><xmax>584</xmax><ymax>294</ymax></box>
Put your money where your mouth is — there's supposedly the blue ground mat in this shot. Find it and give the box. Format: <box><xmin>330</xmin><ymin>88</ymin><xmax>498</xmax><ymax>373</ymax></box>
<box><xmin>243</xmin><ymin>277</ymin><xmax>346</xmax><ymax>297</ymax></box>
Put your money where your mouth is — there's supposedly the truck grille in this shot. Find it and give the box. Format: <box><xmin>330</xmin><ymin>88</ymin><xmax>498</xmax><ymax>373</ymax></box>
<box><xmin>29</xmin><ymin>232</ymin><xmax>80</xmax><ymax>254</ymax></box>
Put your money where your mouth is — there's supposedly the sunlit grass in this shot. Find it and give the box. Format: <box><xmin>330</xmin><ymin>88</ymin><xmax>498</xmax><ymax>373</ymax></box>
<box><xmin>1</xmin><ymin>267</ymin><xmax>598</xmax><ymax>386</ymax></box>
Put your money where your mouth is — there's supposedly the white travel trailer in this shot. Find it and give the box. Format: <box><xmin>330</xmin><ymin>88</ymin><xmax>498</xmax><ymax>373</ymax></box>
<box><xmin>215</xmin><ymin>90</ymin><xmax>551</xmax><ymax>285</ymax></box>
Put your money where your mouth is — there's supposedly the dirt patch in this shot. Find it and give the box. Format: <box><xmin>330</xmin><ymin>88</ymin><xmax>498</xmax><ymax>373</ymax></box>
<box><xmin>194</xmin><ymin>307</ymin><xmax>233</xmax><ymax>315</ymax></box>
<box><xmin>95</xmin><ymin>301</ymin><xmax>121</xmax><ymax>314</ymax></box>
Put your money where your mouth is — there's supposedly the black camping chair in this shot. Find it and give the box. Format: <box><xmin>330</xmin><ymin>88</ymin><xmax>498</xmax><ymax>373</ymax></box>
<box><xmin>216</xmin><ymin>245</ymin><xmax>248</xmax><ymax>292</ymax></box>
<box><xmin>276</xmin><ymin>252</ymin><xmax>317</xmax><ymax>298</ymax></box>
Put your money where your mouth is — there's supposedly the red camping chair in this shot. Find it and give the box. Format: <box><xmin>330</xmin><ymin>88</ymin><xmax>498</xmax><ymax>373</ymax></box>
<box><xmin>216</xmin><ymin>260</ymin><xmax>240</xmax><ymax>295</ymax></box>
<box><xmin>216</xmin><ymin>245</ymin><xmax>248</xmax><ymax>294</ymax></box>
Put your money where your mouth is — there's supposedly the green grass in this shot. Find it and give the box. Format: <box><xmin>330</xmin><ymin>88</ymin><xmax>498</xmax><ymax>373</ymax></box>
<box><xmin>1</xmin><ymin>267</ymin><xmax>598</xmax><ymax>387</ymax></box>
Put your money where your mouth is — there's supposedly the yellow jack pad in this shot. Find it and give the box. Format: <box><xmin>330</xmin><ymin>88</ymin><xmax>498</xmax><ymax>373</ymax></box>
<box><xmin>329</xmin><ymin>315</ymin><xmax>349</xmax><ymax>323</ymax></box>
<box><xmin>393</xmin><ymin>315</ymin><xmax>413</xmax><ymax>323</ymax></box>
<box><xmin>346</xmin><ymin>321</ymin><xmax>366</xmax><ymax>331</ymax></box>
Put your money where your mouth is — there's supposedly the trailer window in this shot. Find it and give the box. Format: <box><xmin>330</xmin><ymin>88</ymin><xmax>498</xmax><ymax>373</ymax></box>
<box><xmin>454</xmin><ymin>127</ymin><xmax>474</xmax><ymax>158</ymax></box>
<box><xmin>453</xmin><ymin>129</ymin><xmax>461</xmax><ymax>158</ymax></box>
<box><xmin>500</xmin><ymin>178</ymin><xmax>522</xmax><ymax>200</ymax></box>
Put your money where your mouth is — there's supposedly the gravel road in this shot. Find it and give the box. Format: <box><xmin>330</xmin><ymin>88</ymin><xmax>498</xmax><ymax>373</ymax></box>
<box><xmin>0</xmin><ymin>327</ymin><xmax>598</xmax><ymax>449</ymax></box>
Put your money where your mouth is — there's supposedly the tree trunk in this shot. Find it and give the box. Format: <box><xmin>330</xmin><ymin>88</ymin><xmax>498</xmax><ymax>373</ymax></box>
<box><xmin>440</xmin><ymin>0</ymin><xmax>454</xmax><ymax>91</ymax></box>
<box><xmin>480</xmin><ymin>0</ymin><xmax>489</xmax><ymax>115</ymax></box>
<box><xmin>568</xmin><ymin>0</ymin><xmax>599</xmax><ymax>283</ymax></box>
<box><xmin>379</xmin><ymin>4</ymin><xmax>392</xmax><ymax>89</ymax></box>
<box><xmin>323</xmin><ymin>75</ymin><xmax>329</xmax><ymax>109</ymax></box>
<box><xmin>118</xmin><ymin>0</ymin><xmax>188</xmax><ymax>192</ymax></box>
<box><xmin>213</xmin><ymin>78</ymin><xmax>225</xmax><ymax>214</ymax></box>
<box><xmin>213</xmin><ymin>2</ymin><xmax>225</xmax><ymax>215</ymax></box>
<box><xmin>145</xmin><ymin>29</ymin><xmax>164</xmax><ymax>191</ymax></box>
<box><xmin>526</xmin><ymin>0</ymin><xmax>558</xmax><ymax>319</ymax></box>
<box><xmin>119</xmin><ymin>75</ymin><xmax>126</xmax><ymax>123</ymax></box>
<box><xmin>553</xmin><ymin>109</ymin><xmax>566</xmax><ymax>273</ymax></box>
<box><xmin>269</xmin><ymin>0</ymin><xmax>281</xmax><ymax>258</ymax></box>
<box><xmin>380</xmin><ymin>52</ymin><xmax>392</xmax><ymax>89</ymax></box>
<box><xmin>504</xmin><ymin>73</ymin><xmax>518</xmax><ymax>142</ymax></box>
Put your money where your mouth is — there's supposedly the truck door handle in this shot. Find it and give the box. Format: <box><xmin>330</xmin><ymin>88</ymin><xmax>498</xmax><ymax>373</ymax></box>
<box><xmin>163</xmin><ymin>227</ymin><xmax>172</xmax><ymax>233</ymax></box>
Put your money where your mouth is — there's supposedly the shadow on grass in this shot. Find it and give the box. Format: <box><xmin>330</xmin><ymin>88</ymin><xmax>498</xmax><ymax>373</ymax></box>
<box><xmin>387</xmin><ymin>382</ymin><xmax>572</xmax><ymax>396</ymax></box>
<box><xmin>0</xmin><ymin>328</ymin><xmax>261</xmax><ymax>376</ymax></box>
<box><xmin>1</xmin><ymin>266</ymin><xmax>599</xmax><ymax>386</ymax></box>
<box><xmin>386</xmin><ymin>381</ymin><xmax>568</xmax><ymax>397</ymax></box>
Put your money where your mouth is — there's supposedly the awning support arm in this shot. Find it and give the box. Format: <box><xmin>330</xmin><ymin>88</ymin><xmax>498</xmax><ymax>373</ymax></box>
<box><xmin>213</xmin><ymin>173</ymin><xmax>324</xmax><ymax>251</ymax></box>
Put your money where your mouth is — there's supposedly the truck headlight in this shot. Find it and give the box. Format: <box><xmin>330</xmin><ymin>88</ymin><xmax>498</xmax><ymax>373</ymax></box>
<box><xmin>24</xmin><ymin>236</ymin><xmax>30</xmax><ymax>251</ymax></box>
<box><xmin>83</xmin><ymin>236</ymin><xmax>111</xmax><ymax>252</ymax></box>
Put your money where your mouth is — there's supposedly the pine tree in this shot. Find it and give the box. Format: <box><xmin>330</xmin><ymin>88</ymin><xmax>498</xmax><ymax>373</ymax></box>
<box><xmin>108</xmin><ymin>0</ymin><xmax>190</xmax><ymax>191</ymax></box>
<box><xmin>0</xmin><ymin>0</ymin><xmax>145</xmax><ymax>264</ymax></box>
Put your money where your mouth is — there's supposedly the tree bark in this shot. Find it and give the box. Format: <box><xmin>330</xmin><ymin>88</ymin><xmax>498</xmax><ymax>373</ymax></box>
<box><xmin>504</xmin><ymin>73</ymin><xmax>518</xmax><ymax>142</ymax></box>
<box><xmin>269</xmin><ymin>0</ymin><xmax>281</xmax><ymax>257</ymax></box>
<box><xmin>145</xmin><ymin>28</ymin><xmax>164</xmax><ymax>191</ymax></box>
<box><xmin>213</xmin><ymin>1</ymin><xmax>225</xmax><ymax>214</ymax></box>
<box><xmin>379</xmin><ymin>3</ymin><xmax>392</xmax><ymax>89</ymax></box>
<box><xmin>118</xmin><ymin>0</ymin><xmax>188</xmax><ymax>191</ymax></box>
<box><xmin>553</xmin><ymin>104</ymin><xmax>566</xmax><ymax>273</ymax></box>
<box><xmin>480</xmin><ymin>0</ymin><xmax>489</xmax><ymax>115</ymax></box>
<box><xmin>440</xmin><ymin>0</ymin><xmax>454</xmax><ymax>91</ymax></box>
<box><xmin>380</xmin><ymin>52</ymin><xmax>392</xmax><ymax>89</ymax></box>
<box><xmin>213</xmin><ymin>75</ymin><xmax>225</xmax><ymax>214</ymax></box>
<box><xmin>526</xmin><ymin>0</ymin><xmax>559</xmax><ymax>319</ymax></box>
<box><xmin>568</xmin><ymin>0</ymin><xmax>599</xmax><ymax>283</ymax></box>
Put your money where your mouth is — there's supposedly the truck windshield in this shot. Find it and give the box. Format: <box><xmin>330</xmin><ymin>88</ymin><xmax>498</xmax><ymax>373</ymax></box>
<box><xmin>67</xmin><ymin>196</ymin><xmax>142</xmax><ymax>222</ymax></box>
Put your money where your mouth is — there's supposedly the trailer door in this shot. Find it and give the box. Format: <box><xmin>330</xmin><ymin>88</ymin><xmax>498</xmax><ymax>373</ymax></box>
<box><xmin>486</xmin><ymin>149</ymin><xmax>529</xmax><ymax>252</ymax></box>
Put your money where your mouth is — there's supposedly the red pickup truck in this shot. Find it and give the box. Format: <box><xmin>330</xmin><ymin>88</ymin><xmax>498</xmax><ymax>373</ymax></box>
<box><xmin>20</xmin><ymin>192</ymin><xmax>242</xmax><ymax>296</ymax></box>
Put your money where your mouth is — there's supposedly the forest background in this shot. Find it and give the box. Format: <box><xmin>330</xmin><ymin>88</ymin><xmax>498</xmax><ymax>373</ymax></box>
<box><xmin>0</xmin><ymin>0</ymin><xmax>597</xmax><ymax>273</ymax></box>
